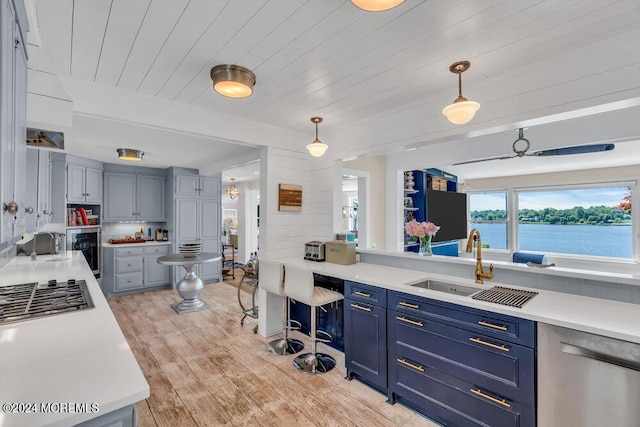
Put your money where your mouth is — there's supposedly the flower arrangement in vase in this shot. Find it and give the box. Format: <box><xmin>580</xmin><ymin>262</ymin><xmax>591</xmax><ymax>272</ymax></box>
<box><xmin>405</xmin><ymin>219</ymin><xmax>440</xmax><ymax>256</ymax></box>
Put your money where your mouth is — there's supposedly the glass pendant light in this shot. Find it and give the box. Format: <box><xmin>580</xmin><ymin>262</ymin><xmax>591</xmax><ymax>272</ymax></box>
<box><xmin>442</xmin><ymin>61</ymin><xmax>480</xmax><ymax>125</ymax></box>
<box><xmin>351</xmin><ymin>0</ymin><xmax>404</xmax><ymax>12</ymax></box>
<box><xmin>306</xmin><ymin>117</ymin><xmax>328</xmax><ymax>157</ymax></box>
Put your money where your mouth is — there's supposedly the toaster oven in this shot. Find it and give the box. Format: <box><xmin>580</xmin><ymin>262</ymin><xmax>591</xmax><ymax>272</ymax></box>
<box><xmin>304</xmin><ymin>241</ymin><xmax>325</xmax><ymax>262</ymax></box>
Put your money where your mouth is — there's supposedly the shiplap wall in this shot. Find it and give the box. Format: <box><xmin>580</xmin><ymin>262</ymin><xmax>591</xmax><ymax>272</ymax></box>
<box><xmin>258</xmin><ymin>146</ymin><xmax>334</xmax><ymax>336</ymax></box>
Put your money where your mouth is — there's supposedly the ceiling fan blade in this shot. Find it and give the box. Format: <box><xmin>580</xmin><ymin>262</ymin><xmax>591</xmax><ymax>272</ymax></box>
<box><xmin>531</xmin><ymin>143</ymin><xmax>615</xmax><ymax>157</ymax></box>
<box><xmin>453</xmin><ymin>154</ymin><xmax>516</xmax><ymax>165</ymax></box>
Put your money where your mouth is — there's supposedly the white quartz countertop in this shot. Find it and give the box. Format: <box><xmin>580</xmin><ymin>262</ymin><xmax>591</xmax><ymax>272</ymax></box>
<box><xmin>278</xmin><ymin>258</ymin><xmax>640</xmax><ymax>344</ymax></box>
<box><xmin>0</xmin><ymin>252</ymin><xmax>150</xmax><ymax>427</ymax></box>
<box><xmin>101</xmin><ymin>240</ymin><xmax>171</xmax><ymax>248</ymax></box>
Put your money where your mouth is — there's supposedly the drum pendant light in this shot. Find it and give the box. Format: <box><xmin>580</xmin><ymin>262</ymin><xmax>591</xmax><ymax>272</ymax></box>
<box><xmin>117</xmin><ymin>148</ymin><xmax>144</xmax><ymax>161</ymax></box>
<box><xmin>351</xmin><ymin>0</ymin><xmax>405</xmax><ymax>11</ymax></box>
<box><xmin>306</xmin><ymin>117</ymin><xmax>328</xmax><ymax>157</ymax></box>
<box><xmin>210</xmin><ymin>65</ymin><xmax>256</xmax><ymax>98</ymax></box>
<box><xmin>442</xmin><ymin>61</ymin><xmax>480</xmax><ymax>125</ymax></box>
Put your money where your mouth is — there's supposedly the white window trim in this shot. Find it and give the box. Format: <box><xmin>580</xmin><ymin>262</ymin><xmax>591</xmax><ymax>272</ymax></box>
<box><xmin>466</xmin><ymin>180</ymin><xmax>639</xmax><ymax>274</ymax></box>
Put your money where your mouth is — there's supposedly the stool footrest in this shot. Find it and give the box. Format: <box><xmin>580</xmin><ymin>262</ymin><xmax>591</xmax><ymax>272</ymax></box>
<box><xmin>266</xmin><ymin>338</ymin><xmax>304</xmax><ymax>356</ymax></box>
<box><xmin>315</xmin><ymin>329</ymin><xmax>333</xmax><ymax>344</ymax></box>
<box><xmin>292</xmin><ymin>352</ymin><xmax>336</xmax><ymax>374</ymax></box>
<box><xmin>287</xmin><ymin>319</ymin><xmax>302</xmax><ymax>331</ymax></box>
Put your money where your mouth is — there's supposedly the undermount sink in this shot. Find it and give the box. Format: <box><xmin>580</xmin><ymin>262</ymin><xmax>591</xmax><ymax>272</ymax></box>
<box><xmin>411</xmin><ymin>280</ymin><xmax>480</xmax><ymax>296</ymax></box>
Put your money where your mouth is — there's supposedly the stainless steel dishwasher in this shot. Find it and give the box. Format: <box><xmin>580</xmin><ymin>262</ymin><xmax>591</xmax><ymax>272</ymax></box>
<box><xmin>538</xmin><ymin>323</ymin><xmax>640</xmax><ymax>427</ymax></box>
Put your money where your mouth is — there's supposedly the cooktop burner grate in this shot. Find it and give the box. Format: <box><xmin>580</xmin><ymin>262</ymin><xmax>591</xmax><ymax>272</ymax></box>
<box><xmin>471</xmin><ymin>286</ymin><xmax>538</xmax><ymax>308</ymax></box>
<box><xmin>0</xmin><ymin>280</ymin><xmax>94</xmax><ymax>324</ymax></box>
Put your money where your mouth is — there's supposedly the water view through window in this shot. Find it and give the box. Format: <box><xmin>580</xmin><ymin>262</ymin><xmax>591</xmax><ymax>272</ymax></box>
<box><xmin>469</xmin><ymin>187</ymin><xmax>632</xmax><ymax>258</ymax></box>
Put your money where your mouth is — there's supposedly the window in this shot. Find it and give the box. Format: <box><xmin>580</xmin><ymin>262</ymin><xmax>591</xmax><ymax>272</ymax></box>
<box><xmin>468</xmin><ymin>185</ymin><xmax>634</xmax><ymax>259</ymax></box>
<box><xmin>517</xmin><ymin>186</ymin><xmax>632</xmax><ymax>258</ymax></box>
<box><xmin>469</xmin><ymin>192</ymin><xmax>508</xmax><ymax>250</ymax></box>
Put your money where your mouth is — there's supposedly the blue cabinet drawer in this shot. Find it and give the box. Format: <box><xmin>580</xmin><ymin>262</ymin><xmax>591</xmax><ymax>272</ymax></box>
<box><xmin>388</xmin><ymin>310</ymin><xmax>535</xmax><ymax>404</ymax></box>
<box><xmin>345</xmin><ymin>281</ymin><xmax>387</xmax><ymax>307</ymax></box>
<box><xmin>389</xmin><ymin>357</ymin><xmax>535</xmax><ymax>427</ymax></box>
<box><xmin>389</xmin><ymin>290</ymin><xmax>535</xmax><ymax>347</ymax></box>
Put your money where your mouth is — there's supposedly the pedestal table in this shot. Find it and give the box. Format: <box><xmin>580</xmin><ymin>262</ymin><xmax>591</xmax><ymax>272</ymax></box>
<box><xmin>157</xmin><ymin>252</ymin><xmax>221</xmax><ymax>314</ymax></box>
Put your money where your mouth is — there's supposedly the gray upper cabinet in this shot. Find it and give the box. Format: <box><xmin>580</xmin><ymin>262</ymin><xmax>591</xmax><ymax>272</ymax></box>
<box><xmin>103</xmin><ymin>172</ymin><xmax>136</xmax><ymax>221</ymax></box>
<box><xmin>137</xmin><ymin>175</ymin><xmax>165</xmax><ymax>221</ymax></box>
<box><xmin>0</xmin><ymin>0</ymin><xmax>28</xmax><ymax>244</ymax></box>
<box><xmin>175</xmin><ymin>174</ymin><xmax>220</xmax><ymax>198</ymax></box>
<box><xmin>103</xmin><ymin>172</ymin><xmax>166</xmax><ymax>222</ymax></box>
<box><xmin>67</xmin><ymin>163</ymin><xmax>103</xmax><ymax>204</ymax></box>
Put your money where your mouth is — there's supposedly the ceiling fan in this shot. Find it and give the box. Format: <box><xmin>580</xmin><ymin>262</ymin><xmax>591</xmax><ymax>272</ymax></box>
<box><xmin>453</xmin><ymin>128</ymin><xmax>615</xmax><ymax>165</ymax></box>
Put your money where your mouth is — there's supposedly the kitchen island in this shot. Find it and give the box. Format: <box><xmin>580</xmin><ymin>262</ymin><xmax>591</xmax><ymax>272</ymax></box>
<box><xmin>0</xmin><ymin>252</ymin><xmax>149</xmax><ymax>427</ymax></box>
<box><xmin>262</xmin><ymin>257</ymin><xmax>640</xmax><ymax>344</ymax></box>
<box><xmin>263</xmin><ymin>257</ymin><xmax>640</xmax><ymax>426</ymax></box>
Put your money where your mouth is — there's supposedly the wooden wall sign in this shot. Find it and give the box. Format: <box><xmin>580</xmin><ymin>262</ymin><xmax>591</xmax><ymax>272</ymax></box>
<box><xmin>278</xmin><ymin>184</ymin><xmax>302</xmax><ymax>212</ymax></box>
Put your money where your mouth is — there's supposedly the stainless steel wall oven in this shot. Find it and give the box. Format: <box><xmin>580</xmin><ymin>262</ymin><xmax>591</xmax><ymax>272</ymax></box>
<box><xmin>67</xmin><ymin>227</ymin><xmax>101</xmax><ymax>276</ymax></box>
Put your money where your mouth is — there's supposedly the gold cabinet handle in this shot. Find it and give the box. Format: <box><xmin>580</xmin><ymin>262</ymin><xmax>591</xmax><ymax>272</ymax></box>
<box><xmin>397</xmin><ymin>358</ymin><xmax>424</xmax><ymax>372</ymax></box>
<box><xmin>470</xmin><ymin>388</ymin><xmax>511</xmax><ymax>408</ymax></box>
<box><xmin>396</xmin><ymin>316</ymin><xmax>423</xmax><ymax>327</ymax></box>
<box><xmin>478</xmin><ymin>320</ymin><xmax>508</xmax><ymax>331</ymax></box>
<box><xmin>350</xmin><ymin>303</ymin><xmax>371</xmax><ymax>312</ymax></box>
<box><xmin>354</xmin><ymin>291</ymin><xmax>371</xmax><ymax>298</ymax></box>
<box><xmin>399</xmin><ymin>301</ymin><xmax>419</xmax><ymax>309</ymax></box>
<box><xmin>469</xmin><ymin>337</ymin><xmax>510</xmax><ymax>352</ymax></box>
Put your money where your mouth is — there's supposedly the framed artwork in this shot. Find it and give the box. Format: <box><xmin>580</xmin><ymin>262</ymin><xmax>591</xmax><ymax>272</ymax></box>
<box><xmin>278</xmin><ymin>183</ymin><xmax>302</xmax><ymax>212</ymax></box>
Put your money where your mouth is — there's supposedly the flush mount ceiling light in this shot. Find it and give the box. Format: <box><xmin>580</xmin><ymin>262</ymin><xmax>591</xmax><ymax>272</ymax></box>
<box><xmin>210</xmin><ymin>64</ymin><xmax>256</xmax><ymax>98</ymax></box>
<box><xmin>351</xmin><ymin>0</ymin><xmax>404</xmax><ymax>11</ymax></box>
<box><xmin>306</xmin><ymin>117</ymin><xmax>328</xmax><ymax>157</ymax></box>
<box><xmin>117</xmin><ymin>148</ymin><xmax>143</xmax><ymax>162</ymax></box>
<box><xmin>442</xmin><ymin>60</ymin><xmax>480</xmax><ymax>125</ymax></box>
<box><xmin>226</xmin><ymin>178</ymin><xmax>240</xmax><ymax>199</ymax></box>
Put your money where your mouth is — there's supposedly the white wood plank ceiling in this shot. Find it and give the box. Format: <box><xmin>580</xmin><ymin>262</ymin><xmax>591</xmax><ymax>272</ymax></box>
<box><xmin>32</xmin><ymin>0</ymin><xmax>640</xmax><ymax>173</ymax></box>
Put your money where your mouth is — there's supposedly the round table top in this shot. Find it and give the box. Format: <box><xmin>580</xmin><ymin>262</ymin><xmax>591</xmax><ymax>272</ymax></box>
<box><xmin>157</xmin><ymin>252</ymin><xmax>222</xmax><ymax>266</ymax></box>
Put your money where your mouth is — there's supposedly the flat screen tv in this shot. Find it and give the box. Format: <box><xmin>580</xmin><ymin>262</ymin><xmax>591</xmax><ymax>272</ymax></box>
<box><xmin>425</xmin><ymin>189</ymin><xmax>468</xmax><ymax>243</ymax></box>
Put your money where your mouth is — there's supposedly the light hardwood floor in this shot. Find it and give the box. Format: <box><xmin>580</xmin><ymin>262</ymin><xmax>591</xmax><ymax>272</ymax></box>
<box><xmin>108</xmin><ymin>280</ymin><xmax>440</xmax><ymax>427</ymax></box>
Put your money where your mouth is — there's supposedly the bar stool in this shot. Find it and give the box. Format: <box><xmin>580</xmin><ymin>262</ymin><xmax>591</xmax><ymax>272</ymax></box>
<box><xmin>259</xmin><ymin>259</ymin><xmax>304</xmax><ymax>355</ymax></box>
<box><xmin>284</xmin><ymin>263</ymin><xmax>344</xmax><ymax>374</ymax></box>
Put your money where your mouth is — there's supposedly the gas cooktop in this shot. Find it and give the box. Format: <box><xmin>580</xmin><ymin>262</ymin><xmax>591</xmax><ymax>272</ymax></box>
<box><xmin>0</xmin><ymin>279</ymin><xmax>94</xmax><ymax>325</ymax></box>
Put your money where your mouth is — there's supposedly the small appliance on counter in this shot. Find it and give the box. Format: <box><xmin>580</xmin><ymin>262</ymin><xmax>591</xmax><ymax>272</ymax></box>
<box><xmin>304</xmin><ymin>241</ymin><xmax>325</xmax><ymax>261</ymax></box>
<box><xmin>325</xmin><ymin>240</ymin><xmax>356</xmax><ymax>265</ymax></box>
<box><xmin>17</xmin><ymin>232</ymin><xmax>65</xmax><ymax>255</ymax></box>
<box><xmin>155</xmin><ymin>229</ymin><xmax>169</xmax><ymax>241</ymax></box>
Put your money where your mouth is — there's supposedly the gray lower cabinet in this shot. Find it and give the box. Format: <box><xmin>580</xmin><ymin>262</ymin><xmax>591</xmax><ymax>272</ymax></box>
<box><xmin>102</xmin><ymin>245</ymin><xmax>170</xmax><ymax>296</ymax></box>
<box><xmin>76</xmin><ymin>404</ymin><xmax>136</xmax><ymax>427</ymax></box>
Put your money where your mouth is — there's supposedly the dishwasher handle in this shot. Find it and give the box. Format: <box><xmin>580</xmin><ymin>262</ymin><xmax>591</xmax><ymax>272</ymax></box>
<box><xmin>561</xmin><ymin>343</ymin><xmax>640</xmax><ymax>372</ymax></box>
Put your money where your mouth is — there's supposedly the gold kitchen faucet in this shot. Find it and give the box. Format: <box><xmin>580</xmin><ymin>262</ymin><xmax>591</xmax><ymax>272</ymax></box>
<box><xmin>465</xmin><ymin>228</ymin><xmax>494</xmax><ymax>284</ymax></box>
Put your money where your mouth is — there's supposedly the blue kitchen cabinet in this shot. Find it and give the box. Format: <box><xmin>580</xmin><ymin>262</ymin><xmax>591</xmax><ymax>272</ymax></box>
<box><xmin>344</xmin><ymin>281</ymin><xmax>387</xmax><ymax>392</ymax></box>
<box><xmin>387</xmin><ymin>290</ymin><xmax>536</xmax><ymax>427</ymax></box>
